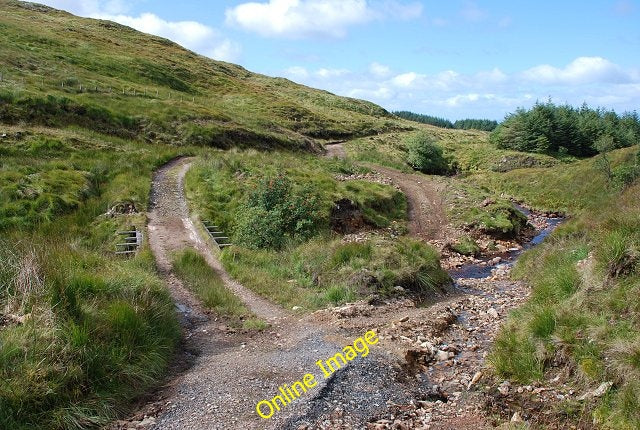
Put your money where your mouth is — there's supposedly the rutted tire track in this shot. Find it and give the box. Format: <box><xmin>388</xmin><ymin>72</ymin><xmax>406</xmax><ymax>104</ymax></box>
<box><xmin>114</xmin><ymin>152</ymin><xmax>554</xmax><ymax>430</ymax></box>
<box><xmin>148</xmin><ymin>157</ymin><xmax>284</xmax><ymax>322</ymax></box>
<box><xmin>114</xmin><ymin>157</ymin><xmax>345</xmax><ymax>430</ymax></box>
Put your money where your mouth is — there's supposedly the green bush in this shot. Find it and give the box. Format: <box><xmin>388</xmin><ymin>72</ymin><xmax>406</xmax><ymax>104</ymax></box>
<box><xmin>234</xmin><ymin>174</ymin><xmax>321</xmax><ymax>249</ymax></box>
<box><xmin>406</xmin><ymin>133</ymin><xmax>454</xmax><ymax>175</ymax></box>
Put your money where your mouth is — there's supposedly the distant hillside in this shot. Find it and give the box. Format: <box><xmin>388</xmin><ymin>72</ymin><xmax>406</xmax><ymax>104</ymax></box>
<box><xmin>0</xmin><ymin>0</ymin><xmax>409</xmax><ymax>149</ymax></box>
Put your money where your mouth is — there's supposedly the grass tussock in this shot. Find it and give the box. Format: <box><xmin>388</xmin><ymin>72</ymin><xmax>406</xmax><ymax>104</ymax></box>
<box><xmin>489</xmin><ymin>174</ymin><xmax>640</xmax><ymax>428</ymax></box>
<box><xmin>0</xmin><ymin>240</ymin><xmax>179</xmax><ymax>430</ymax></box>
<box><xmin>0</xmin><ymin>128</ymin><xmax>185</xmax><ymax>428</ymax></box>
<box><xmin>220</xmin><ymin>235</ymin><xmax>450</xmax><ymax>310</ymax></box>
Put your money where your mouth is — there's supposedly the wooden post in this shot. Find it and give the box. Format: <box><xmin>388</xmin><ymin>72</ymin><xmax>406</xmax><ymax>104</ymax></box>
<box><xmin>156</xmin><ymin>89</ymin><xmax>159</xmax><ymax>97</ymax></box>
<box><xmin>123</xmin><ymin>87</ymin><xmax>125</xmax><ymax>95</ymax></box>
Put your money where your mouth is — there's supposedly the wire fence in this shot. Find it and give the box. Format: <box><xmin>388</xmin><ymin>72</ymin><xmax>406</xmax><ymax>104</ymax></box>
<box><xmin>0</xmin><ymin>69</ymin><xmax>200</xmax><ymax>104</ymax></box>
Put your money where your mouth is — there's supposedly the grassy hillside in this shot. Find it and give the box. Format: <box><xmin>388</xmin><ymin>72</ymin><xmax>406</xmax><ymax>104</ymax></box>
<box><xmin>0</xmin><ymin>2</ymin><xmax>429</xmax><ymax>427</ymax></box>
<box><xmin>2</xmin><ymin>1</ymin><xmax>637</xmax><ymax>429</ymax></box>
<box><xmin>0</xmin><ymin>1</ymin><xmax>408</xmax><ymax>150</ymax></box>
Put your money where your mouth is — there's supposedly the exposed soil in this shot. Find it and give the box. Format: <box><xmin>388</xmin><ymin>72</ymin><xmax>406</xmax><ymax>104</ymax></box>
<box><xmin>368</xmin><ymin>164</ymin><xmax>448</xmax><ymax>241</ymax></box>
<box><xmin>325</xmin><ymin>143</ymin><xmax>347</xmax><ymax>159</ymax></box>
<box><xmin>113</xmin><ymin>154</ymin><xmax>564</xmax><ymax>430</ymax></box>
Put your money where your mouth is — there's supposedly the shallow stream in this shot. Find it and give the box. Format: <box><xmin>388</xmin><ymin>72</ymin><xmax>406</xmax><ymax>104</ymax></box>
<box><xmin>450</xmin><ymin>204</ymin><xmax>564</xmax><ymax>280</ymax></box>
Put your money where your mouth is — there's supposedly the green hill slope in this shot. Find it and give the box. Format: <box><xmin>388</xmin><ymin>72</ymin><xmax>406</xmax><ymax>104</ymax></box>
<box><xmin>0</xmin><ymin>0</ymin><xmax>406</xmax><ymax>149</ymax></box>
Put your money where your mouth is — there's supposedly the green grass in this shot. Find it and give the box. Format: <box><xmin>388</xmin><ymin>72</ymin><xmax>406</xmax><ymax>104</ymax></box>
<box><xmin>0</xmin><ymin>127</ymin><xmax>188</xmax><ymax>428</ymax></box>
<box><xmin>0</xmin><ymin>1</ymin><xmax>406</xmax><ymax>150</ymax></box>
<box><xmin>345</xmin><ymin>126</ymin><xmax>559</xmax><ymax>173</ymax></box>
<box><xmin>450</xmin><ymin>236</ymin><xmax>481</xmax><ymax>256</ymax></box>
<box><xmin>470</xmin><ymin>146</ymin><xmax>639</xmax><ymax>214</ymax></box>
<box><xmin>488</xmin><ymin>167</ymin><xmax>640</xmax><ymax>428</ymax></box>
<box><xmin>172</xmin><ymin>248</ymin><xmax>249</xmax><ymax>320</ymax></box>
<box><xmin>184</xmin><ymin>149</ymin><xmax>449</xmax><ymax>309</ymax></box>
<box><xmin>0</xmin><ymin>237</ymin><xmax>179</xmax><ymax>430</ymax></box>
<box><xmin>185</xmin><ymin>150</ymin><xmax>408</xmax><ymax>236</ymax></box>
<box><xmin>220</xmin><ymin>235</ymin><xmax>451</xmax><ymax>310</ymax></box>
<box><xmin>0</xmin><ymin>127</ymin><xmax>184</xmax><ymax>231</ymax></box>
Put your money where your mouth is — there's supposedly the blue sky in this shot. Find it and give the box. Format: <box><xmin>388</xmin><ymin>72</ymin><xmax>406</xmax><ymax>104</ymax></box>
<box><xmin>36</xmin><ymin>1</ymin><xmax>640</xmax><ymax>120</ymax></box>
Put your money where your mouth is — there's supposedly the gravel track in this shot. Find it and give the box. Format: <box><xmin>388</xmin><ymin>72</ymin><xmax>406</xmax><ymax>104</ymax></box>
<box><xmin>112</xmin><ymin>153</ymin><xmax>554</xmax><ymax>430</ymax></box>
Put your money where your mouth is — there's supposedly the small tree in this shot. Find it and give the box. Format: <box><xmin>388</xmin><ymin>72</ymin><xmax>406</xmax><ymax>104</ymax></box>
<box><xmin>595</xmin><ymin>134</ymin><xmax>615</xmax><ymax>182</ymax></box>
<box><xmin>406</xmin><ymin>133</ymin><xmax>452</xmax><ymax>175</ymax></box>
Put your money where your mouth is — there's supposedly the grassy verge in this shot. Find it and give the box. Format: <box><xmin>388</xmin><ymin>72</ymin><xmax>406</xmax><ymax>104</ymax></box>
<box><xmin>487</xmin><ymin>149</ymin><xmax>640</xmax><ymax>428</ymax></box>
<box><xmin>221</xmin><ymin>235</ymin><xmax>451</xmax><ymax>310</ymax></box>
<box><xmin>345</xmin><ymin>126</ymin><xmax>560</xmax><ymax>173</ymax></box>
<box><xmin>345</xmin><ymin>128</ymin><xmax>555</xmax><ymax>237</ymax></box>
<box><xmin>172</xmin><ymin>249</ymin><xmax>257</xmax><ymax>325</ymax></box>
<box><xmin>185</xmin><ymin>150</ymin><xmax>450</xmax><ymax>310</ymax></box>
<box><xmin>470</xmin><ymin>146</ymin><xmax>639</xmax><ymax>213</ymax></box>
<box><xmin>0</xmin><ymin>127</ymin><xmax>186</xmax><ymax>428</ymax></box>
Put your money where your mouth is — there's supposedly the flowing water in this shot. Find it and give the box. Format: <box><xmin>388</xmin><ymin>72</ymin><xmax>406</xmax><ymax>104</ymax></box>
<box><xmin>450</xmin><ymin>205</ymin><xmax>564</xmax><ymax>280</ymax></box>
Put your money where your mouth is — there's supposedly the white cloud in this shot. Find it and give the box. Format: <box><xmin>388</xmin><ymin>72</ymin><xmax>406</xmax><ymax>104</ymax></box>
<box><xmin>316</xmin><ymin>68</ymin><xmax>349</xmax><ymax>78</ymax></box>
<box><xmin>31</xmin><ymin>0</ymin><xmax>241</xmax><ymax>62</ymax></box>
<box><xmin>431</xmin><ymin>17</ymin><xmax>449</xmax><ymax>27</ymax></box>
<box><xmin>476</xmin><ymin>68</ymin><xmax>508</xmax><ymax>84</ymax></box>
<box><xmin>369</xmin><ymin>62</ymin><xmax>392</xmax><ymax>78</ymax></box>
<box><xmin>284</xmin><ymin>66</ymin><xmax>310</xmax><ymax>79</ymax></box>
<box><xmin>281</xmin><ymin>57</ymin><xmax>640</xmax><ymax>120</ymax></box>
<box><xmin>391</xmin><ymin>72</ymin><xmax>423</xmax><ymax>88</ymax></box>
<box><xmin>284</xmin><ymin>66</ymin><xmax>350</xmax><ymax>80</ymax></box>
<box><xmin>521</xmin><ymin>57</ymin><xmax>634</xmax><ymax>85</ymax></box>
<box><xmin>225</xmin><ymin>0</ymin><xmax>422</xmax><ymax>39</ymax></box>
<box><xmin>35</xmin><ymin>0</ymin><xmax>129</xmax><ymax>15</ymax></box>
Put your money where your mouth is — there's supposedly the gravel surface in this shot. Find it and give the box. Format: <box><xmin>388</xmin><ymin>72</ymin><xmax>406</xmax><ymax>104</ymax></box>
<box><xmin>111</xmin><ymin>155</ymin><xmax>562</xmax><ymax>430</ymax></box>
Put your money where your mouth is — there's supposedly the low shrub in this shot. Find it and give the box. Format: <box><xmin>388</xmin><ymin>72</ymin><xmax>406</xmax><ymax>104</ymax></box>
<box><xmin>234</xmin><ymin>174</ymin><xmax>321</xmax><ymax>250</ymax></box>
<box><xmin>406</xmin><ymin>133</ymin><xmax>455</xmax><ymax>175</ymax></box>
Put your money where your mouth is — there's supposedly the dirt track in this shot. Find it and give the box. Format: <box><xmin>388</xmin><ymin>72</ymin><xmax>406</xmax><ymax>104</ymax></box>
<box><xmin>114</xmin><ymin>153</ymin><xmax>555</xmax><ymax>430</ymax></box>
<box><xmin>369</xmin><ymin>165</ymin><xmax>448</xmax><ymax>240</ymax></box>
